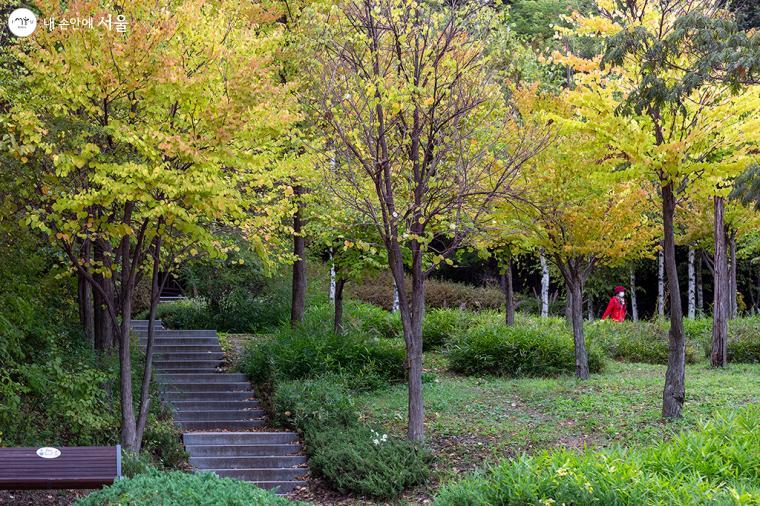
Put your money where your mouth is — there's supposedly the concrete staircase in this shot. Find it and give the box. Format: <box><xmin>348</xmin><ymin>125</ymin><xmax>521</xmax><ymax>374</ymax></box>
<box><xmin>133</xmin><ymin>319</ymin><xmax>307</xmax><ymax>493</ymax></box>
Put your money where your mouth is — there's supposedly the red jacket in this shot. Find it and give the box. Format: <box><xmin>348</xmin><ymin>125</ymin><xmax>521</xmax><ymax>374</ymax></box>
<box><xmin>602</xmin><ymin>296</ymin><xmax>626</xmax><ymax>322</ymax></box>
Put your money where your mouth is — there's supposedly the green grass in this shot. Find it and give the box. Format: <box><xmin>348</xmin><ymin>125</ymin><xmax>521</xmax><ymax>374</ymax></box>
<box><xmin>355</xmin><ymin>355</ymin><xmax>760</xmax><ymax>489</ymax></box>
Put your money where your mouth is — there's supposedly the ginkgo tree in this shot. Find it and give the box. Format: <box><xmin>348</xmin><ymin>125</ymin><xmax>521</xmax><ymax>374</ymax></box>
<box><xmin>555</xmin><ymin>0</ymin><xmax>759</xmax><ymax>416</ymax></box>
<box><xmin>1</xmin><ymin>0</ymin><xmax>300</xmax><ymax>450</ymax></box>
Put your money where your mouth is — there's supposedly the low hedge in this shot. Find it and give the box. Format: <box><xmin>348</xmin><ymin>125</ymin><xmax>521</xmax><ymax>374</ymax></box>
<box><xmin>703</xmin><ymin>316</ymin><xmax>760</xmax><ymax>363</ymax></box>
<box><xmin>242</xmin><ymin>308</ymin><xmax>405</xmax><ymax>391</ymax></box>
<box><xmin>271</xmin><ymin>375</ymin><xmax>429</xmax><ymax>500</ymax></box>
<box><xmin>435</xmin><ymin>405</ymin><xmax>760</xmax><ymax>505</ymax></box>
<box><xmin>75</xmin><ymin>471</ymin><xmax>300</xmax><ymax>505</ymax></box>
<box><xmin>586</xmin><ymin>320</ymin><xmax>700</xmax><ymax>365</ymax></box>
<box><xmin>449</xmin><ymin>323</ymin><xmax>605</xmax><ymax>377</ymax></box>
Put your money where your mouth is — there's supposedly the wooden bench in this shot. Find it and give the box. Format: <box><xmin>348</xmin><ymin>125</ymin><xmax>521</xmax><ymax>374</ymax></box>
<box><xmin>0</xmin><ymin>446</ymin><xmax>121</xmax><ymax>489</ymax></box>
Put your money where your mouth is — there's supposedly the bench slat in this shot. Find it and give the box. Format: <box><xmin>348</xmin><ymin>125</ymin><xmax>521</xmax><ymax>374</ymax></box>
<box><xmin>0</xmin><ymin>446</ymin><xmax>120</xmax><ymax>490</ymax></box>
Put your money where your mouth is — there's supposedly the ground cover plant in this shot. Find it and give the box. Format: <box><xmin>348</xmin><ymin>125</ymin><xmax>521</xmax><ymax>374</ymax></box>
<box><xmin>434</xmin><ymin>405</ymin><xmax>759</xmax><ymax>505</ymax></box>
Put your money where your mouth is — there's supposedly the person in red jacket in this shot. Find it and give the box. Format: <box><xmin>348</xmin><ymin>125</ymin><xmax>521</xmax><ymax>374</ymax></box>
<box><xmin>601</xmin><ymin>285</ymin><xmax>627</xmax><ymax>322</ymax></box>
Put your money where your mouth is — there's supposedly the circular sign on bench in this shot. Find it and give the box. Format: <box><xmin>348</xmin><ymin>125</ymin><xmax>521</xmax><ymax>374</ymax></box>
<box><xmin>36</xmin><ymin>447</ymin><xmax>61</xmax><ymax>459</ymax></box>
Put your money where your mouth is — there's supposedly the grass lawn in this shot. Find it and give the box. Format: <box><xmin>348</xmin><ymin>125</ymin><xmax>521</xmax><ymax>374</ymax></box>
<box><xmin>355</xmin><ymin>354</ymin><xmax>760</xmax><ymax>489</ymax></box>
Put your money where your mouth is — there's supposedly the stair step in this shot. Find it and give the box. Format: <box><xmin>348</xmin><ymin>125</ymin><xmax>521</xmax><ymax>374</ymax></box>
<box><xmin>157</xmin><ymin>373</ymin><xmax>247</xmax><ymax>383</ymax></box>
<box><xmin>140</xmin><ymin>338</ymin><xmax>220</xmax><ymax>346</ymax></box>
<box><xmin>152</xmin><ymin>345</ymin><xmax>223</xmax><ymax>353</ymax></box>
<box><xmin>190</xmin><ymin>455</ymin><xmax>306</xmax><ymax>469</ymax></box>
<box><xmin>184</xmin><ymin>432</ymin><xmax>300</xmax><ymax>445</ymax></box>
<box><xmin>179</xmin><ymin>420</ymin><xmax>267</xmax><ymax>430</ymax></box>
<box><xmin>170</xmin><ymin>400</ymin><xmax>260</xmax><ymax>410</ymax></box>
<box><xmin>162</xmin><ymin>391</ymin><xmax>256</xmax><ymax>402</ymax></box>
<box><xmin>154</xmin><ymin>352</ymin><xmax>225</xmax><ymax>361</ymax></box>
<box><xmin>173</xmin><ymin>410</ymin><xmax>267</xmax><ymax>421</ymax></box>
<box><xmin>185</xmin><ymin>444</ymin><xmax>300</xmax><ymax>457</ymax></box>
<box><xmin>202</xmin><ymin>468</ymin><xmax>307</xmax><ymax>482</ymax></box>
<box><xmin>154</xmin><ymin>360</ymin><xmax>223</xmax><ymax>369</ymax></box>
<box><xmin>136</xmin><ymin>329</ymin><xmax>217</xmax><ymax>337</ymax></box>
<box><xmin>242</xmin><ymin>481</ymin><xmax>307</xmax><ymax>493</ymax></box>
<box><xmin>161</xmin><ymin>382</ymin><xmax>252</xmax><ymax>392</ymax></box>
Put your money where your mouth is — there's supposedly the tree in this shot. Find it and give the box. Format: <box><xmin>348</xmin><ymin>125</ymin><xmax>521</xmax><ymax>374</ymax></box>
<box><xmin>504</xmin><ymin>87</ymin><xmax>657</xmax><ymax>378</ymax></box>
<box><xmin>558</xmin><ymin>0</ymin><xmax>759</xmax><ymax>417</ymax></box>
<box><xmin>304</xmin><ymin>0</ymin><xmax>548</xmax><ymax>441</ymax></box>
<box><xmin>1</xmin><ymin>0</ymin><xmax>298</xmax><ymax>450</ymax></box>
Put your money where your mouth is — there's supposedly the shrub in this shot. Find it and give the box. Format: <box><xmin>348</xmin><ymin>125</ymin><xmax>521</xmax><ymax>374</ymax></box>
<box><xmin>435</xmin><ymin>405</ymin><xmax>760</xmax><ymax>506</ymax></box>
<box><xmin>702</xmin><ymin>316</ymin><xmax>760</xmax><ymax>363</ymax></box>
<box><xmin>587</xmin><ymin>320</ymin><xmax>699</xmax><ymax>365</ymax></box>
<box><xmin>308</xmin><ymin>425</ymin><xmax>430</xmax><ymax>500</ymax></box>
<box><xmin>152</xmin><ymin>298</ymin><xmax>214</xmax><ymax>330</ymax></box>
<box><xmin>350</xmin><ymin>272</ymin><xmax>504</xmax><ymax>311</ymax></box>
<box><xmin>273</xmin><ymin>377</ymin><xmax>359</xmax><ymax>432</ymax></box>
<box><xmin>449</xmin><ymin>323</ymin><xmax>605</xmax><ymax>377</ymax></box>
<box><xmin>242</xmin><ymin>313</ymin><xmax>406</xmax><ymax>391</ymax></box>
<box><xmin>422</xmin><ymin>308</ymin><xmax>473</xmax><ymax>350</ymax></box>
<box><xmin>75</xmin><ymin>471</ymin><xmax>301</xmax><ymax>506</ymax></box>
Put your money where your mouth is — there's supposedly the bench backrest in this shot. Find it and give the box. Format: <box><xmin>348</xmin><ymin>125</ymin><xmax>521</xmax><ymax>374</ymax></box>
<box><xmin>0</xmin><ymin>445</ymin><xmax>121</xmax><ymax>489</ymax></box>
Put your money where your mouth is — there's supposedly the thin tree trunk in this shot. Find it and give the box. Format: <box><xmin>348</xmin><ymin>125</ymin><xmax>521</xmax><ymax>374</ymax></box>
<box><xmin>657</xmin><ymin>246</ymin><xmax>665</xmax><ymax>317</ymax></box>
<box><xmin>392</xmin><ymin>278</ymin><xmax>400</xmax><ymax>312</ymax></box>
<box><xmin>688</xmin><ymin>247</ymin><xmax>696</xmax><ymax>319</ymax></box>
<box><xmin>328</xmin><ymin>248</ymin><xmax>336</xmax><ymax>303</ymax></box>
<box><xmin>407</xmin><ymin>248</ymin><xmax>425</xmax><ymax>442</ymax></box>
<box><xmin>696</xmin><ymin>252</ymin><xmax>704</xmax><ymax>315</ymax></box>
<box><xmin>540</xmin><ymin>250</ymin><xmax>549</xmax><ymax>317</ymax></box>
<box><xmin>290</xmin><ymin>185</ymin><xmax>306</xmax><ymax>327</ymax></box>
<box><xmin>93</xmin><ymin>240</ymin><xmax>113</xmax><ymax>351</ymax></box>
<box><xmin>333</xmin><ymin>278</ymin><xmax>346</xmax><ymax>334</ymax></box>
<box><xmin>135</xmin><ymin>233</ymin><xmax>163</xmax><ymax>450</ymax></box>
<box><xmin>630</xmin><ymin>268</ymin><xmax>639</xmax><ymax>322</ymax></box>
<box><xmin>501</xmin><ymin>261</ymin><xmax>515</xmax><ymax>325</ymax></box>
<box><xmin>711</xmin><ymin>197</ymin><xmax>729</xmax><ymax>367</ymax></box>
<box><xmin>661</xmin><ymin>182</ymin><xmax>686</xmax><ymax>418</ymax></box>
<box><xmin>728</xmin><ymin>231</ymin><xmax>737</xmax><ymax>318</ymax></box>
<box><xmin>562</xmin><ymin>269</ymin><xmax>589</xmax><ymax>380</ymax></box>
<box><xmin>78</xmin><ymin>240</ymin><xmax>95</xmax><ymax>346</ymax></box>
<box><xmin>587</xmin><ymin>296</ymin><xmax>594</xmax><ymax>321</ymax></box>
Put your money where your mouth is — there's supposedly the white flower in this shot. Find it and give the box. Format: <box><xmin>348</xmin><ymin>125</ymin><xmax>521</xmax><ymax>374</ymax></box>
<box><xmin>373</xmin><ymin>439</ymin><xmax>380</xmax><ymax>446</ymax></box>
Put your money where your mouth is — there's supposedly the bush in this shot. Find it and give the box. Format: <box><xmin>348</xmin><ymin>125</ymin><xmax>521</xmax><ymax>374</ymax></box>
<box><xmin>242</xmin><ymin>310</ymin><xmax>406</xmax><ymax>391</ymax></box>
<box><xmin>449</xmin><ymin>323</ymin><xmax>605</xmax><ymax>377</ymax></box>
<box><xmin>75</xmin><ymin>471</ymin><xmax>301</xmax><ymax>506</ymax></box>
<box><xmin>587</xmin><ymin>320</ymin><xmax>700</xmax><ymax>365</ymax></box>
<box><xmin>422</xmin><ymin>308</ymin><xmax>473</xmax><ymax>350</ymax></box>
<box><xmin>703</xmin><ymin>316</ymin><xmax>760</xmax><ymax>363</ymax></box>
<box><xmin>435</xmin><ymin>405</ymin><xmax>760</xmax><ymax>505</ymax></box>
<box><xmin>273</xmin><ymin>377</ymin><xmax>359</xmax><ymax>432</ymax></box>
<box><xmin>308</xmin><ymin>425</ymin><xmax>430</xmax><ymax>500</ymax></box>
<box><xmin>350</xmin><ymin>272</ymin><xmax>504</xmax><ymax>311</ymax></box>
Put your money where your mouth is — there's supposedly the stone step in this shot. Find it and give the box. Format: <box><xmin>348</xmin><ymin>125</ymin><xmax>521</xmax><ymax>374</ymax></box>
<box><xmin>184</xmin><ymin>432</ymin><xmax>300</xmax><ymax>446</ymax></box>
<box><xmin>190</xmin><ymin>455</ymin><xmax>306</xmax><ymax>469</ymax></box>
<box><xmin>179</xmin><ymin>419</ymin><xmax>267</xmax><ymax>431</ymax></box>
<box><xmin>156</xmin><ymin>368</ymin><xmax>222</xmax><ymax>374</ymax></box>
<box><xmin>185</xmin><ymin>444</ymin><xmax>300</xmax><ymax>457</ymax></box>
<box><xmin>203</xmin><ymin>468</ymin><xmax>307</xmax><ymax>482</ymax></box>
<box><xmin>154</xmin><ymin>360</ymin><xmax>223</xmax><ymax>370</ymax></box>
<box><xmin>152</xmin><ymin>345</ymin><xmax>223</xmax><ymax>353</ymax></box>
<box><xmin>136</xmin><ymin>329</ymin><xmax>217</xmax><ymax>337</ymax></box>
<box><xmin>154</xmin><ymin>352</ymin><xmax>225</xmax><ymax>361</ymax></box>
<box><xmin>157</xmin><ymin>373</ymin><xmax>247</xmax><ymax>383</ymax></box>
<box><xmin>173</xmin><ymin>409</ymin><xmax>267</xmax><ymax>422</ymax></box>
<box><xmin>140</xmin><ymin>337</ymin><xmax>220</xmax><ymax>346</ymax></box>
<box><xmin>248</xmin><ymin>481</ymin><xmax>307</xmax><ymax>493</ymax></box>
<box><xmin>170</xmin><ymin>400</ymin><xmax>261</xmax><ymax>411</ymax></box>
<box><xmin>161</xmin><ymin>382</ymin><xmax>252</xmax><ymax>392</ymax></box>
<box><xmin>162</xmin><ymin>391</ymin><xmax>255</xmax><ymax>402</ymax></box>
<box><xmin>131</xmin><ymin>319</ymin><xmax>163</xmax><ymax>327</ymax></box>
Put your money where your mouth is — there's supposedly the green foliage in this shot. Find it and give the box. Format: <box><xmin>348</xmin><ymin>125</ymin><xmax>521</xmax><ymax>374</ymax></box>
<box><xmin>718</xmin><ymin>316</ymin><xmax>760</xmax><ymax>363</ymax></box>
<box><xmin>242</xmin><ymin>306</ymin><xmax>406</xmax><ymax>391</ymax></box>
<box><xmin>308</xmin><ymin>425</ymin><xmax>430</xmax><ymax>500</ymax></box>
<box><xmin>449</xmin><ymin>322</ymin><xmax>605</xmax><ymax>377</ymax></box>
<box><xmin>435</xmin><ymin>405</ymin><xmax>760</xmax><ymax>505</ymax></box>
<box><xmin>422</xmin><ymin>308</ymin><xmax>473</xmax><ymax>350</ymax></box>
<box><xmin>273</xmin><ymin>377</ymin><xmax>359</xmax><ymax>432</ymax></box>
<box><xmin>587</xmin><ymin>320</ymin><xmax>700</xmax><ymax>365</ymax></box>
<box><xmin>75</xmin><ymin>471</ymin><xmax>300</xmax><ymax>506</ymax></box>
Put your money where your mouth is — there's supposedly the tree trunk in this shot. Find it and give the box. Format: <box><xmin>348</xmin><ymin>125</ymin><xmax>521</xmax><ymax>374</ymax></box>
<box><xmin>501</xmin><ymin>261</ymin><xmax>515</xmax><ymax>325</ymax></box>
<box><xmin>661</xmin><ymin>182</ymin><xmax>686</xmax><ymax>418</ymax></box>
<box><xmin>563</xmin><ymin>271</ymin><xmax>589</xmax><ymax>380</ymax></box>
<box><xmin>406</xmin><ymin>249</ymin><xmax>425</xmax><ymax>442</ymax></box>
<box><xmin>333</xmin><ymin>278</ymin><xmax>346</xmax><ymax>334</ymax></box>
<box><xmin>391</xmin><ymin>278</ymin><xmax>400</xmax><ymax>312</ymax></box>
<box><xmin>696</xmin><ymin>252</ymin><xmax>704</xmax><ymax>315</ymax></box>
<box><xmin>587</xmin><ymin>296</ymin><xmax>594</xmax><ymax>321</ymax></box>
<box><xmin>687</xmin><ymin>247</ymin><xmax>696</xmax><ymax>319</ymax></box>
<box><xmin>290</xmin><ymin>185</ymin><xmax>306</xmax><ymax>327</ymax></box>
<box><xmin>629</xmin><ymin>268</ymin><xmax>639</xmax><ymax>322</ymax></box>
<box><xmin>728</xmin><ymin>230</ymin><xmax>737</xmax><ymax>318</ymax></box>
<box><xmin>77</xmin><ymin>240</ymin><xmax>95</xmax><ymax>346</ymax></box>
<box><xmin>657</xmin><ymin>246</ymin><xmax>665</xmax><ymax>317</ymax></box>
<box><xmin>135</xmin><ymin>234</ymin><xmax>163</xmax><ymax>451</ymax></box>
<box><xmin>93</xmin><ymin>241</ymin><xmax>114</xmax><ymax>351</ymax></box>
<box><xmin>711</xmin><ymin>196</ymin><xmax>729</xmax><ymax>367</ymax></box>
<box><xmin>540</xmin><ymin>250</ymin><xmax>549</xmax><ymax>317</ymax></box>
<box><xmin>328</xmin><ymin>248</ymin><xmax>336</xmax><ymax>303</ymax></box>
